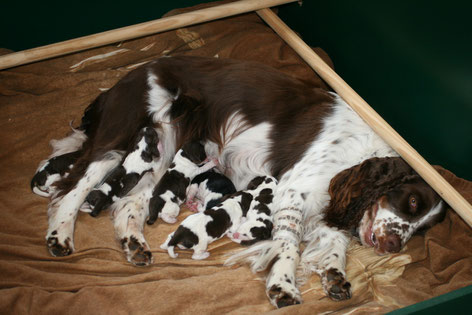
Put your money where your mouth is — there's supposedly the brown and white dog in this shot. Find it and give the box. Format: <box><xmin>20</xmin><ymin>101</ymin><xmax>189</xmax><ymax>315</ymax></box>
<box><xmin>32</xmin><ymin>56</ymin><xmax>446</xmax><ymax>308</ymax></box>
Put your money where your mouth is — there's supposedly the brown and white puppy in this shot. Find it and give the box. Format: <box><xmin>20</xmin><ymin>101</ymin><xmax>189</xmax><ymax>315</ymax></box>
<box><xmin>186</xmin><ymin>170</ymin><xmax>237</xmax><ymax>212</ymax></box>
<box><xmin>147</xmin><ymin>141</ymin><xmax>217</xmax><ymax>224</ymax></box>
<box><xmin>161</xmin><ymin>191</ymin><xmax>252</xmax><ymax>260</ymax></box>
<box><xmin>228</xmin><ymin>176</ymin><xmax>277</xmax><ymax>245</ymax></box>
<box><xmin>84</xmin><ymin>126</ymin><xmax>161</xmax><ymax>217</ymax></box>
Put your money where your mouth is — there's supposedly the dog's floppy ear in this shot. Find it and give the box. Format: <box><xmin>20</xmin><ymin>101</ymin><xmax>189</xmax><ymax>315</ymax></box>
<box><xmin>323</xmin><ymin>157</ymin><xmax>416</xmax><ymax>229</ymax></box>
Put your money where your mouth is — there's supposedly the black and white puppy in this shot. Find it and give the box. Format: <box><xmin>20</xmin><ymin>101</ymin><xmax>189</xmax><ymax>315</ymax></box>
<box><xmin>31</xmin><ymin>151</ymin><xmax>81</xmax><ymax>197</ymax></box>
<box><xmin>85</xmin><ymin>127</ymin><xmax>161</xmax><ymax>216</ymax></box>
<box><xmin>229</xmin><ymin>176</ymin><xmax>277</xmax><ymax>245</ymax></box>
<box><xmin>160</xmin><ymin>191</ymin><xmax>253</xmax><ymax>260</ymax></box>
<box><xmin>147</xmin><ymin>141</ymin><xmax>217</xmax><ymax>225</ymax></box>
<box><xmin>161</xmin><ymin>176</ymin><xmax>276</xmax><ymax>259</ymax></box>
<box><xmin>186</xmin><ymin>170</ymin><xmax>237</xmax><ymax>212</ymax></box>
<box><xmin>228</xmin><ymin>176</ymin><xmax>277</xmax><ymax>245</ymax></box>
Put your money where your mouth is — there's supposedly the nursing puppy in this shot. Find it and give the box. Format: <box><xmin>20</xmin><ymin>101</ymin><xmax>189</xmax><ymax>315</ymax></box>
<box><xmin>229</xmin><ymin>176</ymin><xmax>277</xmax><ymax>245</ymax></box>
<box><xmin>31</xmin><ymin>151</ymin><xmax>81</xmax><ymax>197</ymax></box>
<box><xmin>161</xmin><ymin>191</ymin><xmax>252</xmax><ymax>260</ymax></box>
<box><xmin>147</xmin><ymin>141</ymin><xmax>217</xmax><ymax>224</ymax></box>
<box><xmin>186</xmin><ymin>170</ymin><xmax>237</xmax><ymax>212</ymax></box>
<box><xmin>84</xmin><ymin>127</ymin><xmax>161</xmax><ymax>216</ymax></box>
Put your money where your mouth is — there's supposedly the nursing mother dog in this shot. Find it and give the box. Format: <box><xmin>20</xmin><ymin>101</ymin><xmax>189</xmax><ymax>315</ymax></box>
<box><xmin>32</xmin><ymin>55</ymin><xmax>446</xmax><ymax>308</ymax></box>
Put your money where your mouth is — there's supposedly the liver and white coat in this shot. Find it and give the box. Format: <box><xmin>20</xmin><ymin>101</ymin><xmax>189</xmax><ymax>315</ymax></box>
<box><xmin>33</xmin><ymin>56</ymin><xmax>446</xmax><ymax>308</ymax></box>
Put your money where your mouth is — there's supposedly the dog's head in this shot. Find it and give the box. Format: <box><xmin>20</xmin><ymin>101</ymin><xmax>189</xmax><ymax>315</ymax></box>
<box><xmin>324</xmin><ymin>157</ymin><xmax>447</xmax><ymax>255</ymax></box>
<box><xmin>357</xmin><ymin>177</ymin><xmax>446</xmax><ymax>255</ymax></box>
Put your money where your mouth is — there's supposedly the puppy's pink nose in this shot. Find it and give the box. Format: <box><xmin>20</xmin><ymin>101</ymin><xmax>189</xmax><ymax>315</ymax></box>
<box><xmin>384</xmin><ymin>234</ymin><xmax>401</xmax><ymax>253</ymax></box>
<box><xmin>233</xmin><ymin>232</ymin><xmax>240</xmax><ymax>239</ymax></box>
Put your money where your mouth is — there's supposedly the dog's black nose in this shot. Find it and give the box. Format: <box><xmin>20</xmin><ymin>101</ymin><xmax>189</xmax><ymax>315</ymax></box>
<box><xmin>384</xmin><ymin>234</ymin><xmax>402</xmax><ymax>253</ymax></box>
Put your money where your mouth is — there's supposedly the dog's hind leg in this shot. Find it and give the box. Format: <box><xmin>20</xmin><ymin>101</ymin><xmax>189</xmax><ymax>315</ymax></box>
<box><xmin>112</xmin><ymin>170</ymin><xmax>163</xmax><ymax>266</ymax></box>
<box><xmin>46</xmin><ymin>150</ymin><xmax>123</xmax><ymax>256</ymax></box>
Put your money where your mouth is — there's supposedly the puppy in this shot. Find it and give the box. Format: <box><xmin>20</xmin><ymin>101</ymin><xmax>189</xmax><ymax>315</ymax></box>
<box><xmin>147</xmin><ymin>141</ymin><xmax>217</xmax><ymax>224</ymax></box>
<box><xmin>186</xmin><ymin>170</ymin><xmax>237</xmax><ymax>212</ymax></box>
<box><xmin>85</xmin><ymin>127</ymin><xmax>160</xmax><ymax>216</ymax></box>
<box><xmin>161</xmin><ymin>191</ymin><xmax>252</xmax><ymax>260</ymax></box>
<box><xmin>228</xmin><ymin>176</ymin><xmax>277</xmax><ymax>245</ymax></box>
<box><xmin>31</xmin><ymin>151</ymin><xmax>81</xmax><ymax>197</ymax></box>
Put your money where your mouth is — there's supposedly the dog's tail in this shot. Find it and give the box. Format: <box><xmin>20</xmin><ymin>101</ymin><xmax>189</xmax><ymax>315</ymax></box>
<box><xmin>224</xmin><ymin>239</ymin><xmax>285</xmax><ymax>273</ymax></box>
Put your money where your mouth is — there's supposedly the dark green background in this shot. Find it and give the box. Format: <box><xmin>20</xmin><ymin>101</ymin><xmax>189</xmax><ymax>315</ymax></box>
<box><xmin>1</xmin><ymin>0</ymin><xmax>470</xmax><ymax>181</ymax></box>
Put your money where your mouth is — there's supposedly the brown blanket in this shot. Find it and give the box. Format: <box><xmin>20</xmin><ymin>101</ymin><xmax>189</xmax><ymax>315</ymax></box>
<box><xmin>1</xmin><ymin>2</ymin><xmax>471</xmax><ymax>314</ymax></box>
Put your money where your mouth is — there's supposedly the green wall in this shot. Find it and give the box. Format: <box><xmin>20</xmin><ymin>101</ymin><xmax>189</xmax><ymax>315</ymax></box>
<box><xmin>2</xmin><ymin>0</ymin><xmax>470</xmax><ymax>179</ymax></box>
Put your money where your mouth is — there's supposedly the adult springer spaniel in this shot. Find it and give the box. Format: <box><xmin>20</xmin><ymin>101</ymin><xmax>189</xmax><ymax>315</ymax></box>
<box><xmin>32</xmin><ymin>55</ymin><xmax>446</xmax><ymax>308</ymax></box>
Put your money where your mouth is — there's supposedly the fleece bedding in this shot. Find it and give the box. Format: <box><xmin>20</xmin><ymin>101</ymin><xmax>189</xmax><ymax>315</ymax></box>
<box><xmin>1</xmin><ymin>1</ymin><xmax>471</xmax><ymax>314</ymax></box>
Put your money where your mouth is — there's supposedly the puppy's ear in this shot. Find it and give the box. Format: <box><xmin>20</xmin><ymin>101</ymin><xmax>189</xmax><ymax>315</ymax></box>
<box><xmin>181</xmin><ymin>141</ymin><xmax>207</xmax><ymax>164</ymax></box>
<box><xmin>247</xmin><ymin>176</ymin><xmax>264</xmax><ymax>190</ymax></box>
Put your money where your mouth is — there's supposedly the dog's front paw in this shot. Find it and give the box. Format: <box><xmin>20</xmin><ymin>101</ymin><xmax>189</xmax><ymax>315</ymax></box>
<box><xmin>121</xmin><ymin>236</ymin><xmax>153</xmax><ymax>266</ymax></box>
<box><xmin>46</xmin><ymin>233</ymin><xmax>73</xmax><ymax>257</ymax></box>
<box><xmin>322</xmin><ymin>268</ymin><xmax>352</xmax><ymax>301</ymax></box>
<box><xmin>267</xmin><ymin>283</ymin><xmax>302</xmax><ymax>308</ymax></box>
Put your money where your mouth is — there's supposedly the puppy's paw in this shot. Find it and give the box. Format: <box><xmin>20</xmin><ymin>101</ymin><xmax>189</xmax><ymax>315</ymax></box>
<box><xmin>267</xmin><ymin>283</ymin><xmax>302</xmax><ymax>308</ymax></box>
<box><xmin>322</xmin><ymin>268</ymin><xmax>352</xmax><ymax>301</ymax></box>
<box><xmin>160</xmin><ymin>213</ymin><xmax>177</xmax><ymax>224</ymax></box>
<box><xmin>192</xmin><ymin>250</ymin><xmax>210</xmax><ymax>260</ymax></box>
<box><xmin>46</xmin><ymin>233</ymin><xmax>73</xmax><ymax>257</ymax></box>
<box><xmin>121</xmin><ymin>236</ymin><xmax>153</xmax><ymax>266</ymax></box>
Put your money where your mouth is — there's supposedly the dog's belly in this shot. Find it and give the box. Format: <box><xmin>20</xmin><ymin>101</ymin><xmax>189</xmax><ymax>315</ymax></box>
<box><xmin>205</xmin><ymin>120</ymin><xmax>273</xmax><ymax>190</ymax></box>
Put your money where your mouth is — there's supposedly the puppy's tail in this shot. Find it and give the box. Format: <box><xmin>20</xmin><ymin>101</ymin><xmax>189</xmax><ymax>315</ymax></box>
<box><xmin>167</xmin><ymin>246</ymin><xmax>178</xmax><ymax>258</ymax></box>
<box><xmin>160</xmin><ymin>232</ymin><xmax>178</xmax><ymax>258</ymax></box>
<box><xmin>224</xmin><ymin>239</ymin><xmax>285</xmax><ymax>273</ymax></box>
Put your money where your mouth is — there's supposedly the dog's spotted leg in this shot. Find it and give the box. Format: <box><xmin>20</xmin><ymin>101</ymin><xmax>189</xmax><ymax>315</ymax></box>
<box><xmin>46</xmin><ymin>151</ymin><xmax>123</xmax><ymax>256</ymax></box>
<box><xmin>265</xmin><ymin>240</ymin><xmax>302</xmax><ymax>308</ymax></box>
<box><xmin>112</xmin><ymin>171</ymin><xmax>159</xmax><ymax>266</ymax></box>
<box><xmin>225</xmin><ymin>191</ymin><xmax>305</xmax><ymax>308</ymax></box>
<box><xmin>264</xmin><ymin>203</ymin><xmax>304</xmax><ymax>308</ymax></box>
<box><xmin>299</xmin><ymin>219</ymin><xmax>351</xmax><ymax>300</ymax></box>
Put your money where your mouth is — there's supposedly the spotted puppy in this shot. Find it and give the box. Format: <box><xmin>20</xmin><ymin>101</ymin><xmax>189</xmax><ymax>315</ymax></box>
<box><xmin>161</xmin><ymin>191</ymin><xmax>252</xmax><ymax>260</ymax></box>
<box><xmin>85</xmin><ymin>127</ymin><xmax>161</xmax><ymax>216</ymax></box>
<box><xmin>31</xmin><ymin>151</ymin><xmax>81</xmax><ymax>197</ymax></box>
<box><xmin>186</xmin><ymin>170</ymin><xmax>237</xmax><ymax>212</ymax></box>
<box><xmin>147</xmin><ymin>141</ymin><xmax>218</xmax><ymax>224</ymax></box>
<box><xmin>228</xmin><ymin>176</ymin><xmax>277</xmax><ymax>245</ymax></box>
